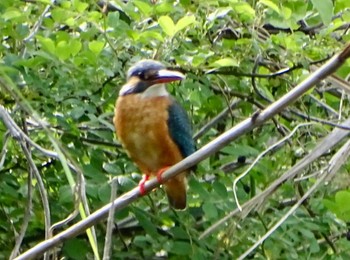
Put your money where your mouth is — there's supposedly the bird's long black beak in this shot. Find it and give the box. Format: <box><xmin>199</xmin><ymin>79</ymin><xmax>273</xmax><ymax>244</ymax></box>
<box><xmin>152</xmin><ymin>69</ymin><xmax>185</xmax><ymax>84</ymax></box>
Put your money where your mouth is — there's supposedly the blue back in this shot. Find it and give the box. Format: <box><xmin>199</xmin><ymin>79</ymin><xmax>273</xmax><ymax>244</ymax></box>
<box><xmin>167</xmin><ymin>98</ymin><xmax>196</xmax><ymax>159</ymax></box>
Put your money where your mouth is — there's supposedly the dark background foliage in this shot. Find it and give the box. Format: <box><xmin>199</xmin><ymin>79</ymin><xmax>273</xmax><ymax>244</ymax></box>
<box><xmin>1</xmin><ymin>0</ymin><xmax>350</xmax><ymax>258</ymax></box>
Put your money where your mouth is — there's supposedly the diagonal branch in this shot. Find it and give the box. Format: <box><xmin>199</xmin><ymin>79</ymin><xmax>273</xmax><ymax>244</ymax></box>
<box><xmin>14</xmin><ymin>43</ymin><xmax>350</xmax><ymax>259</ymax></box>
<box><xmin>238</xmin><ymin>137</ymin><xmax>350</xmax><ymax>259</ymax></box>
<box><xmin>200</xmin><ymin>116</ymin><xmax>350</xmax><ymax>239</ymax></box>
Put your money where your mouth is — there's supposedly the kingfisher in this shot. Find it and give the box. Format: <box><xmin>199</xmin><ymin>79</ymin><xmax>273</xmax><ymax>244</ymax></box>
<box><xmin>114</xmin><ymin>60</ymin><xmax>195</xmax><ymax>210</ymax></box>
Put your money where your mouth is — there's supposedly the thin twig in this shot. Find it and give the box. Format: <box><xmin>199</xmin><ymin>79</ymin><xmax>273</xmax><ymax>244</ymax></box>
<box><xmin>103</xmin><ymin>178</ymin><xmax>118</xmax><ymax>260</ymax></box>
<box><xmin>238</xmin><ymin>138</ymin><xmax>350</xmax><ymax>259</ymax></box>
<box><xmin>194</xmin><ymin>100</ymin><xmax>241</xmax><ymax>140</ymax></box>
<box><xmin>233</xmin><ymin>122</ymin><xmax>315</xmax><ymax>210</ymax></box>
<box><xmin>252</xmin><ymin>54</ymin><xmax>272</xmax><ymax>102</ymax></box>
<box><xmin>308</xmin><ymin>94</ymin><xmax>339</xmax><ymax>117</ymax></box>
<box><xmin>200</xmin><ymin>116</ymin><xmax>350</xmax><ymax>240</ymax></box>
<box><xmin>9</xmin><ymin>159</ymin><xmax>34</xmax><ymax>260</ymax></box>
<box><xmin>0</xmin><ymin>105</ymin><xmax>78</xmax><ymax>172</ymax></box>
<box><xmin>23</xmin><ymin>3</ymin><xmax>52</xmax><ymax>43</ymax></box>
<box><xmin>0</xmin><ymin>131</ymin><xmax>10</xmax><ymax>170</ymax></box>
<box><xmin>20</xmin><ymin>142</ymin><xmax>51</xmax><ymax>241</ymax></box>
<box><xmin>290</xmin><ymin>108</ymin><xmax>350</xmax><ymax>130</ymax></box>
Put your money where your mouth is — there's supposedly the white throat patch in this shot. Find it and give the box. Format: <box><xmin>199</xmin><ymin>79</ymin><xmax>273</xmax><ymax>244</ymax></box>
<box><xmin>140</xmin><ymin>84</ymin><xmax>169</xmax><ymax>98</ymax></box>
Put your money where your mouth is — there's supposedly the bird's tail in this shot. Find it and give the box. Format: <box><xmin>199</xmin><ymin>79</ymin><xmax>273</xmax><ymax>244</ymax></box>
<box><xmin>164</xmin><ymin>173</ymin><xmax>187</xmax><ymax>210</ymax></box>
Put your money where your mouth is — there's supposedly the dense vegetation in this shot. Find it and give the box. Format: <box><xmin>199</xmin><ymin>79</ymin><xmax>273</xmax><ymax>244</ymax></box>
<box><xmin>1</xmin><ymin>0</ymin><xmax>350</xmax><ymax>259</ymax></box>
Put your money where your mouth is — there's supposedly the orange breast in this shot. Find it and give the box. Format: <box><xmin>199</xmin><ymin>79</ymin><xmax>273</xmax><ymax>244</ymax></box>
<box><xmin>114</xmin><ymin>95</ymin><xmax>183</xmax><ymax>175</ymax></box>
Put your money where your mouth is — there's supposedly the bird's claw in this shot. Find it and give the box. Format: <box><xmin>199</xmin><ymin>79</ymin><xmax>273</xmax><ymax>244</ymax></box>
<box><xmin>139</xmin><ymin>175</ymin><xmax>150</xmax><ymax>195</ymax></box>
<box><xmin>156</xmin><ymin>166</ymin><xmax>170</xmax><ymax>184</ymax></box>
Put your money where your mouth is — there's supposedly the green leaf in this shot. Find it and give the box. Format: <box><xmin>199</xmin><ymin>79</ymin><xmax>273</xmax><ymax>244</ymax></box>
<box><xmin>281</xmin><ymin>6</ymin><xmax>292</xmax><ymax>20</ymax></box>
<box><xmin>139</xmin><ymin>31</ymin><xmax>164</xmax><ymax>43</ymax></box>
<box><xmin>70</xmin><ymin>106</ymin><xmax>85</xmax><ymax>119</ymax></box>
<box><xmin>170</xmin><ymin>241</ymin><xmax>192</xmax><ymax>255</ymax></box>
<box><xmin>133</xmin><ymin>208</ymin><xmax>158</xmax><ymax>237</ymax></box>
<box><xmin>36</xmin><ymin>36</ymin><xmax>56</xmax><ymax>54</ymax></box>
<box><xmin>213</xmin><ymin>180</ymin><xmax>228</xmax><ymax>198</ymax></box>
<box><xmin>171</xmin><ymin>227</ymin><xmax>190</xmax><ymax>240</ymax></box>
<box><xmin>59</xmin><ymin>185</ymin><xmax>73</xmax><ymax>204</ymax></box>
<box><xmin>51</xmin><ymin>8</ymin><xmax>70</xmax><ymax>23</ymax></box>
<box><xmin>188</xmin><ymin>178</ymin><xmax>210</xmax><ymax>199</ymax></box>
<box><xmin>88</xmin><ymin>41</ymin><xmax>105</xmax><ymax>54</ymax></box>
<box><xmin>65</xmin><ymin>17</ymin><xmax>75</xmax><ymax>26</ymax></box>
<box><xmin>158</xmin><ymin>16</ymin><xmax>175</xmax><ymax>37</ymax></box>
<box><xmin>310</xmin><ymin>0</ymin><xmax>333</xmax><ymax>25</ymax></box>
<box><xmin>61</xmin><ymin>0</ymin><xmax>71</xmax><ymax>8</ymax></box>
<box><xmin>211</xmin><ymin>57</ymin><xmax>239</xmax><ymax>68</ymax></box>
<box><xmin>175</xmin><ymin>15</ymin><xmax>196</xmax><ymax>34</ymax></box>
<box><xmin>232</xmin><ymin>2</ymin><xmax>255</xmax><ymax>21</ymax></box>
<box><xmin>155</xmin><ymin>3</ymin><xmax>173</xmax><ymax>13</ymax></box>
<box><xmin>70</xmin><ymin>39</ymin><xmax>82</xmax><ymax>56</ymax></box>
<box><xmin>203</xmin><ymin>201</ymin><xmax>218</xmax><ymax>219</ymax></box>
<box><xmin>134</xmin><ymin>0</ymin><xmax>152</xmax><ymax>16</ymax></box>
<box><xmin>324</xmin><ymin>190</ymin><xmax>350</xmax><ymax>222</ymax></box>
<box><xmin>98</xmin><ymin>183</ymin><xmax>111</xmax><ymax>203</ymax></box>
<box><xmin>335</xmin><ymin>191</ymin><xmax>350</xmax><ymax>211</ymax></box>
<box><xmin>56</xmin><ymin>41</ymin><xmax>70</xmax><ymax>60</ymax></box>
<box><xmin>1</xmin><ymin>10</ymin><xmax>22</xmax><ymax>20</ymax></box>
<box><xmin>207</xmin><ymin>7</ymin><xmax>232</xmax><ymax>22</ymax></box>
<box><xmin>73</xmin><ymin>0</ymin><xmax>88</xmax><ymax>13</ymax></box>
<box><xmin>259</xmin><ymin>0</ymin><xmax>280</xmax><ymax>14</ymax></box>
<box><xmin>36</xmin><ymin>0</ymin><xmax>52</xmax><ymax>3</ymax></box>
<box><xmin>62</xmin><ymin>239</ymin><xmax>88</xmax><ymax>260</ymax></box>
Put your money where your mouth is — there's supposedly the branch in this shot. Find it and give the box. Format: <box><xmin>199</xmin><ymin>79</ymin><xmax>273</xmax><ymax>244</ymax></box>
<box><xmin>194</xmin><ymin>100</ymin><xmax>241</xmax><ymax>140</ymax></box>
<box><xmin>200</xmin><ymin>116</ymin><xmax>350</xmax><ymax>240</ymax></box>
<box><xmin>15</xmin><ymin>43</ymin><xmax>350</xmax><ymax>259</ymax></box>
<box><xmin>233</xmin><ymin>122</ymin><xmax>315</xmax><ymax>210</ymax></box>
<box><xmin>238</xmin><ymin>138</ymin><xmax>350</xmax><ymax>259</ymax></box>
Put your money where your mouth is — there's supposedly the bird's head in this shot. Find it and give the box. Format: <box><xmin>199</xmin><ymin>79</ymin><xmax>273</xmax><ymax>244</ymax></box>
<box><xmin>119</xmin><ymin>60</ymin><xmax>185</xmax><ymax>97</ymax></box>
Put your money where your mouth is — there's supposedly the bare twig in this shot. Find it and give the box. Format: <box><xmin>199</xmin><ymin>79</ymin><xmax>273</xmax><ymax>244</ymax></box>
<box><xmin>0</xmin><ymin>131</ymin><xmax>10</xmax><ymax>170</ymax></box>
<box><xmin>9</xmin><ymin>160</ymin><xmax>34</xmax><ymax>260</ymax></box>
<box><xmin>23</xmin><ymin>4</ymin><xmax>52</xmax><ymax>43</ymax></box>
<box><xmin>290</xmin><ymin>108</ymin><xmax>350</xmax><ymax>130</ymax></box>
<box><xmin>21</xmin><ymin>142</ymin><xmax>51</xmax><ymax>249</ymax></box>
<box><xmin>252</xmin><ymin>55</ymin><xmax>272</xmax><ymax>102</ymax></box>
<box><xmin>103</xmin><ymin>178</ymin><xmax>118</xmax><ymax>260</ymax></box>
<box><xmin>238</xmin><ymin>138</ymin><xmax>350</xmax><ymax>259</ymax></box>
<box><xmin>200</xmin><ymin>116</ymin><xmax>350</xmax><ymax>239</ymax></box>
<box><xmin>233</xmin><ymin>122</ymin><xmax>315</xmax><ymax>210</ymax></box>
<box><xmin>308</xmin><ymin>94</ymin><xmax>339</xmax><ymax>117</ymax></box>
<box><xmin>0</xmin><ymin>105</ymin><xmax>78</xmax><ymax>172</ymax></box>
<box><xmin>194</xmin><ymin>100</ymin><xmax>241</xmax><ymax>140</ymax></box>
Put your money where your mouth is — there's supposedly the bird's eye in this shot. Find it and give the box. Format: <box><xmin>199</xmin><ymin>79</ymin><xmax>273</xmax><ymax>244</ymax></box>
<box><xmin>138</xmin><ymin>71</ymin><xmax>152</xmax><ymax>80</ymax></box>
<box><xmin>137</xmin><ymin>71</ymin><xmax>146</xmax><ymax>80</ymax></box>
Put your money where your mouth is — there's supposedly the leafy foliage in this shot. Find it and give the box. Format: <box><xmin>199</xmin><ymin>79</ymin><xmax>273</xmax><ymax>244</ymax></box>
<box><xmin>1</xmin><ymin>0</ymin><xmax>350</xmax><ymax>259</ymax></box>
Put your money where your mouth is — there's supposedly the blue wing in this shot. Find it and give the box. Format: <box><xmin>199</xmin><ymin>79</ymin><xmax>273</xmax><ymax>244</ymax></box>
<box><xmin>167</xmin><ymin>98</ymin><xmax>196</xmax><ymax>159</ymax></box>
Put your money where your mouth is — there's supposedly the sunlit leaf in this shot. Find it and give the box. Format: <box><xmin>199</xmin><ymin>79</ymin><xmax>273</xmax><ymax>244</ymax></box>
<box><xmin>310</xmin><ymin>0</ymin><xmax>333</xmax><ymax>25</ymax></box>
<box><xmin>134</xmin><ymin>0</ymin><xmax>152</xmax><ymax>16</ymax></box>
<box><xmin>259</xmin><ymin>0</ymin><xmax>280</xmax><ymax>14</ymax></box>
<box><xmin>1</xmin><ymin>10</ymin><xmax>22</xmax><ymax>20</ymax></box>
<box><xmin>175</xmin><ymin>15</ymin><xmax>196</xmax><ymax>33</ymax></box>
<box><xmin>211</xmin><ymin>57</ymin><xmax>239</xmax><ymax>67</ymax></box>
<box><xmin>88</xmin><ymin>40</ymin><xmax>105</xmax><ymax>54</ymax></box>
<box><xmin>36</xmin><ymin>36</ymin><xmax>56</xmax><ymax>54</ymax></box>
<box><xmin>56</xmin><ymin>41</ymin><xmax>70</xmax><ymax>60</ymax></box>
<box><xmin>158</xmin><ymin>15</ymin><xmax>175</xmax><ymax>37</ymax></box>
<box><xmin>207</xmin><ymin>7</ymin><xmax>232</xmax><ymax>22</ymax></box>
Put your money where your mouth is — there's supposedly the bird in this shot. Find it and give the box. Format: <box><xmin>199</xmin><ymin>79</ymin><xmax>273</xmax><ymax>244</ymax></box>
<box><xmin>114</xmin><ymin>59</ymin><xmax>195</xmax><ymax>210</ymax></box>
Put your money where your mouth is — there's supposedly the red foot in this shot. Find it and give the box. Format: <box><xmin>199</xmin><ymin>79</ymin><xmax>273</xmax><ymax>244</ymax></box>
<box><xmin>139</xmin><ymin>175</ymin><xmax>150</xmax><ymax>195</ymax></box>
<box><xmin>156</xmin><ymin>166</ymin><xmax>170</xmax><ymax>184</ymax></box>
